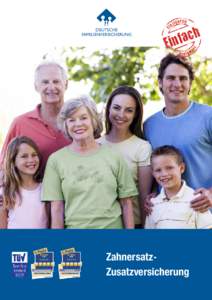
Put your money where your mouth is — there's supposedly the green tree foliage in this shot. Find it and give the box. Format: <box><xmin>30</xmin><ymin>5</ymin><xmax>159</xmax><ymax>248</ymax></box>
<box><xmin>64</xmin><ymin>47</ymin><xmax>212</xmax><ymax>105</ymax></box>
<box><xmin>191</xmin><ymin>55</ymin><xmax>212</xmax><ymax>105</ymax></box>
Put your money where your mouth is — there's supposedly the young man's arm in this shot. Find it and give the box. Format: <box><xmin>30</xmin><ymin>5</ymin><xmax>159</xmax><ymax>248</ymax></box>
<box><xmin>191</xmin><ymin>188</ymin><xmax>212</xmax><ymax>212</ymax></box>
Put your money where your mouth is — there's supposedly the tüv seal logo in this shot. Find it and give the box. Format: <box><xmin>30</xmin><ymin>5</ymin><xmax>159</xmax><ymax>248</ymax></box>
<box><xmin>12</xmin><ymin>252</ymin><xmax>28</xmax><ymax>278</ymax></box>
<box><xmin>97</xmin><ymin>9</ymin><xmax>116</xmax><ymax>26</ymax></box>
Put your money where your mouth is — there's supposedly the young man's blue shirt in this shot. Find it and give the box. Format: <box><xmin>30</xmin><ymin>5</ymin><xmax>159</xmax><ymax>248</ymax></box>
<box><xmin>144</xmin><ymin>102</ymin><xmax>212</xmax><ymax>189</ymax></box>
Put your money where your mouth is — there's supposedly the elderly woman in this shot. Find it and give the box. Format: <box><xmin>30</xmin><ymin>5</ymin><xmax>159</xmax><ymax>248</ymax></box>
<box><xmin>42</xmin><ymin>95</ymin><xmax>138</xmax><ymax>229</ymax></box>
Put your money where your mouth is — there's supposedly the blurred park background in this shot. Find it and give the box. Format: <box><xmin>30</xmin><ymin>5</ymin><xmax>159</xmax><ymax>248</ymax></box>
<box><xmin>0</xmin><ymin>46</ymin><xmax>212</xmax><ymax>148</ymax></box>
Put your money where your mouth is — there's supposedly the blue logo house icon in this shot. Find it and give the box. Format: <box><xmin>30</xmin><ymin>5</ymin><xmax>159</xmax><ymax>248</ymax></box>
<box><xmin>97</xmin><ymin>9</ymin><xmax>116</xmax><ymax>26</ymax></box>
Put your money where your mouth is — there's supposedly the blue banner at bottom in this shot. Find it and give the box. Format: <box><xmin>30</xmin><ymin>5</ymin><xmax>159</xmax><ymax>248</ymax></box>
<box><xmin>0</xmin><ymin>230</ymin><xmax>211</xmax><ymax>299</ymax></box>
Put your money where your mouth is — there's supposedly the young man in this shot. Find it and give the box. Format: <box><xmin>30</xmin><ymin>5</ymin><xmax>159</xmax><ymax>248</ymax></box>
<box><xmin>145</xmin><ymin>146</ymin><xmax>212</xmax><ymax>229</ymax></box>
<box><xmin>144</xmin><ymin>53</ymin><xmax>212</xmax><ymax>213</ymax></box>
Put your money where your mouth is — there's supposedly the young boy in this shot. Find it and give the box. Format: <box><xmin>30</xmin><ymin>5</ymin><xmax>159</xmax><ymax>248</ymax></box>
<box><xmin>145</xmin><ymin>145</ymin><xmax>212</xmax><ymax>229</ymax></box>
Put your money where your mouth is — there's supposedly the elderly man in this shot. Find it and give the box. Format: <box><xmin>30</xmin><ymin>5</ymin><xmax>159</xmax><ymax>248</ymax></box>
<box><xmin>0</xmin><ymin>61</ymin><xmax>70</xmax><ymax>175</ymax></box>
<box><xmin>144</xmin><ymin>53</ymin><xmax>212</xmax><ymax>212</ymax></box>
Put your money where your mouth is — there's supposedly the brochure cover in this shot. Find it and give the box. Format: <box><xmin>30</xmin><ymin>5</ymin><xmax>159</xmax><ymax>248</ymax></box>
<box><xmin>0</xmin><ymin>1</ymin><xmax>211</xmax><ymax>299</ymax></box>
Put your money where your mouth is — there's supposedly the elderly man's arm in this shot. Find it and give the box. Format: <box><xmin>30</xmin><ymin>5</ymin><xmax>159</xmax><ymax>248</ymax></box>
<box><xmin>0</xmin><ymin>119</ymin><xmax>19</xmax><ymax>170</ymax></box>
<box><xmin>120</xmin><ymin>197</ymin><xmax>134</xmax><ymax>229</ymax></box>
<box><xmin>50</xmin><ymin>201</ymin><xmax>65</xmax><ymax>229</ymax></box>
<box><xmin>0</xmin><ymin>123</ymin><xmax>17</xmax><ymax>186</ymax></box>
<box><xmin>191</xmin><ymin>188</ymin><xmax>212</xmax><ymax>212</ymax></box>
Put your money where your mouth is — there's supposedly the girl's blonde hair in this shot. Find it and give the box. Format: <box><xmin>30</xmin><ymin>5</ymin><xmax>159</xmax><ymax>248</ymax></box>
<box><xmin>2</xmin><ymin>136</ymin><xmax>42</xmax><ymax>209</ymax></box>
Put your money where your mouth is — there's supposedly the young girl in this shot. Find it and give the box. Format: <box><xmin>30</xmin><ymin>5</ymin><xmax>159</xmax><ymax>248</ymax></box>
<box><xmin>0</xmin><ymin>136</ymin><xmax>48</xmax><ymax>229</ymax></box>
<box><xmin>99</xmin><ymin>86</ymin><xmax>153</xmax><ymax>228</ymax></box>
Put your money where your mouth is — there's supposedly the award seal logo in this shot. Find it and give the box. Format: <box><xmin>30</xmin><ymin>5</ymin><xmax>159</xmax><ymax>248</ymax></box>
<box><xmin>58</xmin><ymin>248</ymin><xmax>82</xmax><ymax>279</ymax></box>
<box><xmin>162</xmin><ymin>18</ymin><xmax>201</xmax><ymax>57</ymax></box>
<box><xmin>12</xmin><ymin>252</ymin><xmax>28</xmax><ymax>278</ymax></box>
<box><xmin>31</xmin><ymin>248</ymin><xmax>55</xmax><ymax>279</ymax></box>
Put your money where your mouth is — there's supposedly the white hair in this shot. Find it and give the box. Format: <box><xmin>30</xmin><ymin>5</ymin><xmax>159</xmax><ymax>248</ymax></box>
<box><xmin>57</xmin><ymin>95</ymin><xmax>103</xmax><ymax>139</ymax></box>
<box><xmin>34</xmin><ymin>60</ymin><xmax>68</xmax><ymax>83</ymax></box>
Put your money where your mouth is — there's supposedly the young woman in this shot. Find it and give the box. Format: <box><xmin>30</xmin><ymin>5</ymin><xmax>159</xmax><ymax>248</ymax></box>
<box><xmin>0</xmin><ymin>136</ymin><xmax>48</xmax><ymax>229</ymax></box>
<box><xmin>99</xmin><ymin>86</ymin><xmax>153</xmax><ymax>228</ymax></box>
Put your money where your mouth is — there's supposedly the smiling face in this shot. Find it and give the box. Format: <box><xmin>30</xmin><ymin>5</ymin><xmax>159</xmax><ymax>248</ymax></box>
<box><xmin>109</xmin><ymin>94</ymin><xmax>136</xmax><ymax>132</ymax></box>
<box><xmin>159</xmin><ymin>63</ymin><xmax>191</xmax><ymax>106</ymax></box>
<box><xmin>65</xmin><ymin>106</ymin><xmax>95</xmax><ymax>142</ymax></box>
<box><xmin>35</xmin><ymin>64</ymin><xmax>68</xmax><ymax>106</ymax></box>
<box><xmin>152</xmin><ymin>154</ymin><xmax>185</xmax><ymax>195</ymax></box>
<box><xmin>15</xmin><ymin>143</ymin><xmax>40</xmax><ymax>178</ymax></box>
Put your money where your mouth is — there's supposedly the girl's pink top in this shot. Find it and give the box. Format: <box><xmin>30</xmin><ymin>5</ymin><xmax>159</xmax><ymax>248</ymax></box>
<box><xmin>7</xmin><ymin>184</ymin><xmax>48</xmax><ymax>229</ymax></box>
